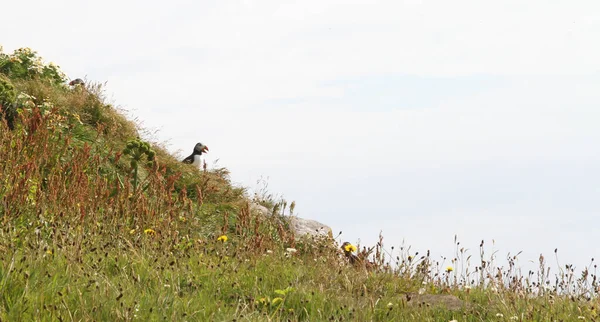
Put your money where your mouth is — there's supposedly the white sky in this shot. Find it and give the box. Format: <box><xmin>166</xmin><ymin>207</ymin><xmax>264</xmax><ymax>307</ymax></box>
<box><xmin>4</xmin><ymin>0</ymin><xmax>600</xmax><ymax>272</ymax></box>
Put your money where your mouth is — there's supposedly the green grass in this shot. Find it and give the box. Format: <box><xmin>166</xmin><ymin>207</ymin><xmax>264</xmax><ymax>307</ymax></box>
<box><xmin>1</xmin><ymin>46</ymin><xmax>599</xmax><ymax>321</ymax></box>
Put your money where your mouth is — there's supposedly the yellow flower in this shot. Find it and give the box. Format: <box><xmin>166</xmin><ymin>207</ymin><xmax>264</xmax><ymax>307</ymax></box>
<box><xmin>343</xmin><ymin>243</ymin><xmax>357</xmax><ymax>253</ymax></box>
<box><xmin>72</xmin><ymin>113</ymin><xmax>83</xmax><ymax>125</ymax></box>
<box><xmin>144</xmin><ymin>228</ymin><xmax>156</xmax><ymax>235</ymax></box>
<box><xmin>46</xmin><ymin>249</ymin><xmax>53</xmax><ymax>255</ymax></box>
<box><xmin>446</xmin><ymin>266</ymin><xmax>454</xmax><ymax>273</ymax></box>
<box><xmin>217</xmin><ymin>235</ymin><xmax>228</xmax><ymax>242</ymax></box>
<box><xmin>129</xmin><ymin>229</ymin><xmax>136</xmax><ymax>235</ymax></box>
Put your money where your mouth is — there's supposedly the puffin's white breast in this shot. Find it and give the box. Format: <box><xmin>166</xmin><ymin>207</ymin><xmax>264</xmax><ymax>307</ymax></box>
<box><xmin>192</xmin><ymin>154</ymin><xmax>202</xmax><ymax>168</ymax></box>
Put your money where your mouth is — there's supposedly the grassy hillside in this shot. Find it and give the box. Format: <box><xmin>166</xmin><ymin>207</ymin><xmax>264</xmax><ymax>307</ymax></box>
<box><xmin>0</xmin><ymin>47</ymin><xmax>598</xmax><ymax>321</ymax></box>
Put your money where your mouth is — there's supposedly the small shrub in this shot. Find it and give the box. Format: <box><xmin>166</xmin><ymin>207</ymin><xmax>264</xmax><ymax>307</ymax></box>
<box><xmin>0</xmin><ymin>47</ymin><xmax>66</xmax><ymax>84</ymax></box>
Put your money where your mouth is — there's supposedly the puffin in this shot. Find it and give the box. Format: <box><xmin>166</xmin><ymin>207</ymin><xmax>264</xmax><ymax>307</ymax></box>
<box><xmin>69</xmin><ymin>78</ymin><xmax>85</xmax><ymax>86</ymax></box>
<box><xmin>341</xmin><ymin>242</ymin><xmax>375</xmax><ymax>270</ymax></box>
<box><xmin>182</xmin><ymin>142</ymin><xmax>209</xmax><ymax>168</ymax></box>
<box><xmin>341</xmin><ymin>242</ymin><xmax>360</xmax><ymax>265</ymax></box>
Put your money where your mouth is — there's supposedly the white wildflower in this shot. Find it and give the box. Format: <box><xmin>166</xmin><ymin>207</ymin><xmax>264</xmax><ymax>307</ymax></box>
<box><xmin>284</xmin><ymin>247</ymin><xmax>297</xmax><ymax>258</ymax></box>
<box><xmin>27</xmin><ymin>63</ymin><xmax>44</xmax><ymax>73</ymax></box>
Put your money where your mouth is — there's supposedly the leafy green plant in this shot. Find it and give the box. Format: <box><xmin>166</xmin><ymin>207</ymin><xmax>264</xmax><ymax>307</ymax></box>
<box><xmin>123</xmin><ymin>138</ymin><xmax>155</xmax><ymax>193</ymax></box>
<box><xmin>0</xmin><ymin>75</ymin><xmax>16</xmax><ymax>106</ymax></box>
<box><xmin>0</xmin><ymin>76</ymin><xmax>16</xmax><ymax>129</ymax></box>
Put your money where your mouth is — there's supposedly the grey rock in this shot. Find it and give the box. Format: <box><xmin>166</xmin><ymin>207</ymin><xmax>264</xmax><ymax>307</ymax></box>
<box><xmin>288</xmin><ymin>216</ymin><xmax>332</xmax><ymax>238</ymax></box>
<box><xmin>249</xmin><ymin>202</ymin><xmax>332</xmax><ymax>238</ymax></box>
<box><xmin>249</xmin><ymin>203</ymin><xmax>271</xmax><ymax>217</ymax></box>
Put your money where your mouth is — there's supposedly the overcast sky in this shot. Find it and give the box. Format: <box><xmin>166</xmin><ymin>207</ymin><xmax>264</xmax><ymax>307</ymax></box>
<box><xmin>4</xmin><ymin>0</ymin><xmax>600</xmax><ymax>272</ymax></box>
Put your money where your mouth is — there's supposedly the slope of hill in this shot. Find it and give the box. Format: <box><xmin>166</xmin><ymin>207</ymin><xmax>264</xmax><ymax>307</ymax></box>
<box><xmin>0</xmin><ymin>47</ymin><xmax>597</xmax><ymax>321</ymax></box>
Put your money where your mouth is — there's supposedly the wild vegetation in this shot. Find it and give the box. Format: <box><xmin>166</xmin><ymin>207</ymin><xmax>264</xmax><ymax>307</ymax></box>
<box><xmin>1</xmin><ymin>47</ymin><xmax>599</xmax><ymax>321</ymax></box>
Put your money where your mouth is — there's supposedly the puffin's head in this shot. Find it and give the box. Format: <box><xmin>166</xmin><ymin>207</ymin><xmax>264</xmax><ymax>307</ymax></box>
<box><xmin>194</xmin><ymin>142</ymin><xmax>209</xmax><ymax>154</ymax></box>
<box><xmin>341</xmin><ymin>242</ymin><xmax>357</xmax><ymax>255</ymax></box>
<box><xmin>69</xmin><ymin>78</ymin><xmax>84</xmax><ymax>86</ymax></box>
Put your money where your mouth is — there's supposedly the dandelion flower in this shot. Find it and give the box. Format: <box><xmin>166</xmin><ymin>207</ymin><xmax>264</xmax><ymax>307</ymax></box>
<box><xmin>144</xmin><ymin>228</ymin><xmax>156</xmax><ymax>235</ymax></box>
<box><xmin>445</xmin><ymin>266</ymin><xmax>454</xmax><ymax>273</ymax></box>
<box><xmin>343</xmin><ymin>243</ymin><xmax>357</xmax><ymax>253</ymax></box>
<box><xmin>217</xmin><ymin>235</ymin><xmax>228</xmax><ymax>242</ymax></box>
